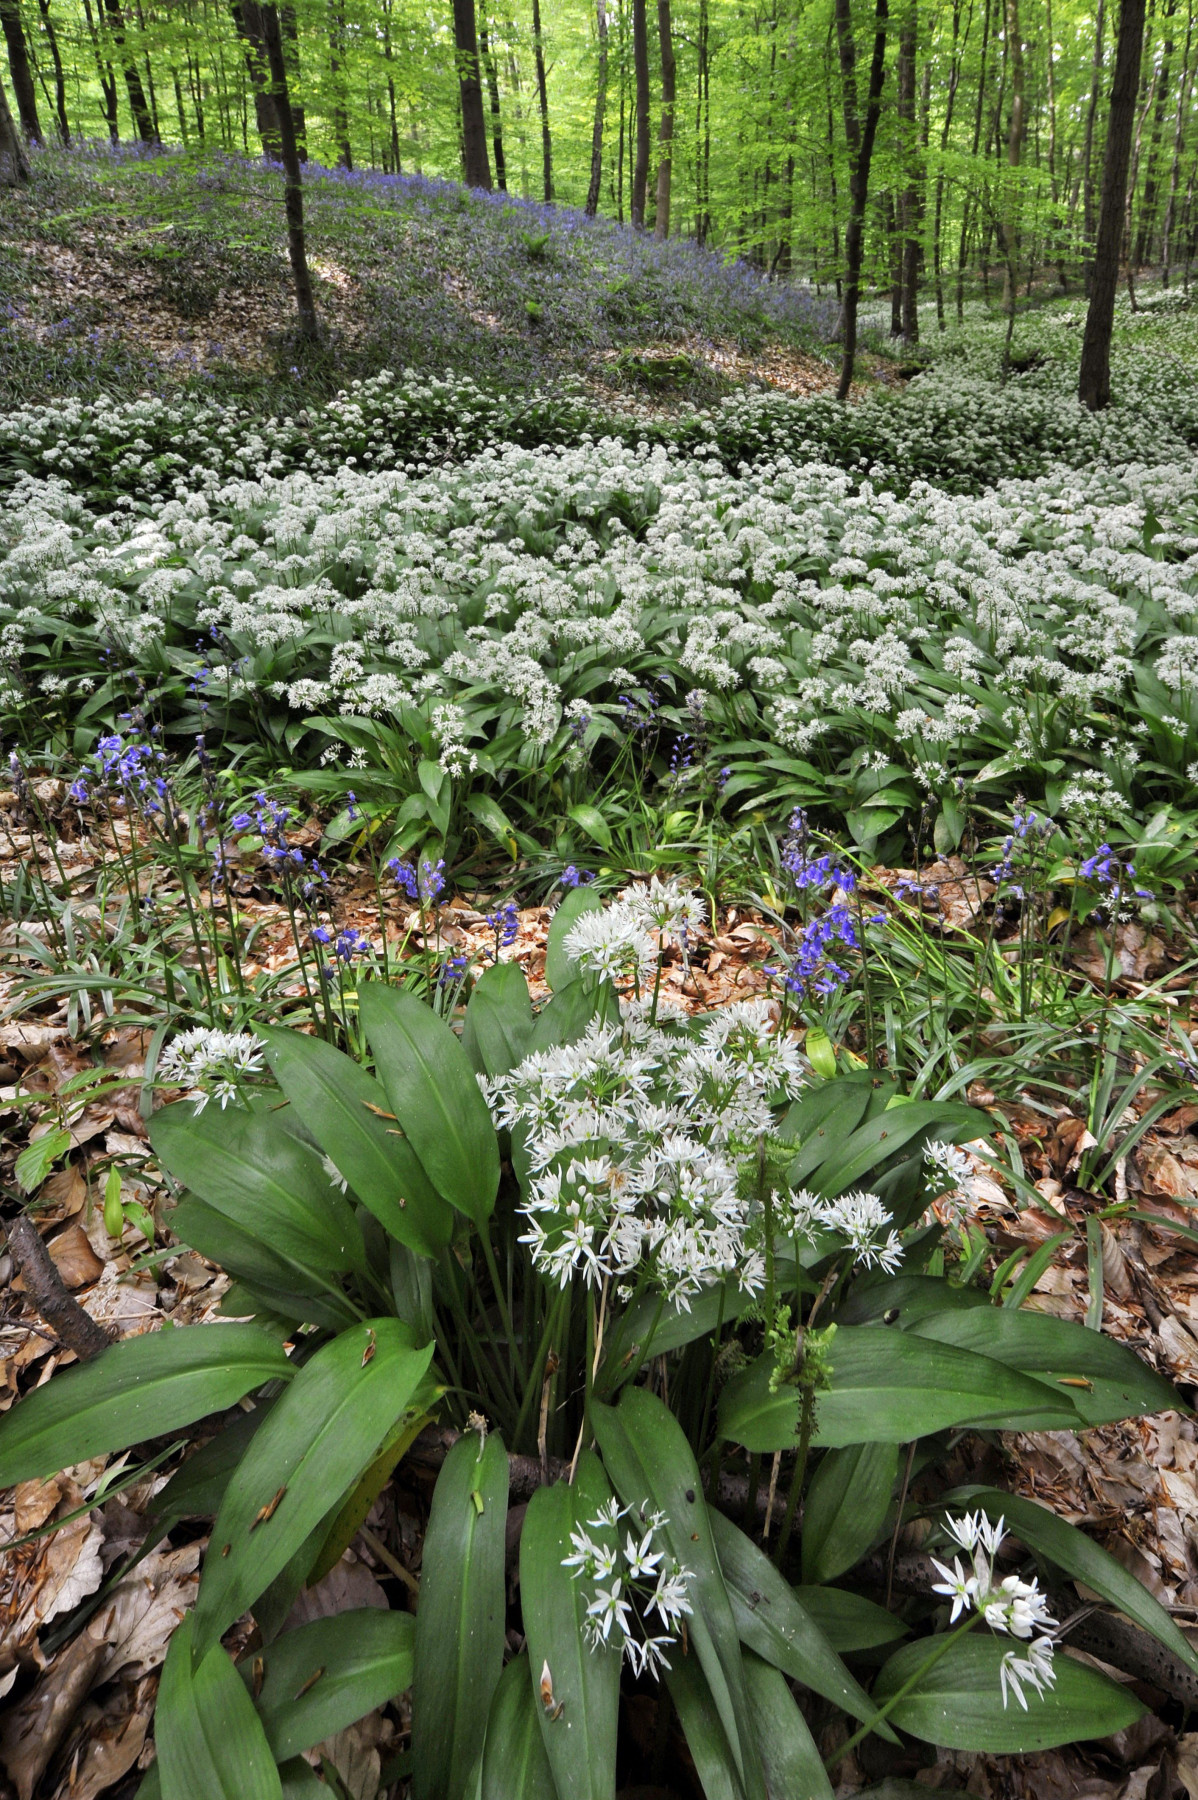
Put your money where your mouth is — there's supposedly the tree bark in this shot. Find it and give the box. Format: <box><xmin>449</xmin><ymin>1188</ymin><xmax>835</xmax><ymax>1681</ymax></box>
<box><xmin>230</xmin><ymin>0</ymin><xmax>281</xmax><ymax>158</ymax></box>
<box><xmin>37</xmin><ymin>0</ymin><xmax>69</xmax><ymax>142</ymax></box>
<box><xmin>654</xmin><ymin>0</ymin><xmax>675</xmax><ymax>238</ymax></box>
<box><xmin>835</xmin><ymin>0</ymin><xmax>890</xmax><ymax>402</ymax></box>
<box><xmin>452</xmin><ymin>0</ymin><xmax>492</xmax><ymax>189</ymax></box>
<box><xmin>1161</xmin><ymin>0</ymin><xmax>1194</xmax><ymax>280</ymax></box>
<box><xmin>479</xmin><ymin>17</ymin><xmax>507</xmax><ymax>190</ymax></box>
<box><xmin>102</xmin><ymin>0</ymin><xmax>156</xmax><ymax>140</ymax></box>
<box><xmin>261</xmin><ymin>0</ymin><xmax>319</xmax><ymax>342</ymax></box>
<box><xmin>585</xmin><ymin>0</ymin><xmax>608</xmax><ymax>216</ymax></box>
<box><xmin>531</xmin><ymin>0</ymin><xmax>552</xmax><ymax>200</ymax></box>
<box><xmin>0</xmin><ymin>67</ymin><xmax>29</xmax><ymax>179</ymax></box>
<box><xmin>0</xmin><ymin>0</ymin><xmax>40</xmax><ymax>140</ymax></box>
<box><xmin>999</xmin><ymin>0</ymin><xmax>1024</xmax><ymax>325</ymax></box>
<box><xmin>1080</xmin><ymin>0</ymin><xmax>1148</xmax><ymax>408</ymax></box>
<box><xmin>631</xmin><ymin>0</ymin><xmax>649</xmax><ymax>225</ymax></box>
<box><xmin>7</xmin><ymin>1217</ymin><xmax>113</xmax><ymax>1360</ymax></box>
<box><xmin>328</xmin><ymin>0</ymin><xmax>351</xmax><ymax>167</ymax></box>
<box><xmin>1135</xmin><ymin>0</ymin><xmax>1178</xmax><ymax>264</ymax></box>
<box><xmin>1082</xmin><ymin>0</ymin><xmax>1107</xmax><ymax>288</ymax></box>
<box><xmin>897</xmin><ymin>0</ymin><xmax>919</xmax><ymax>341</ymax></box>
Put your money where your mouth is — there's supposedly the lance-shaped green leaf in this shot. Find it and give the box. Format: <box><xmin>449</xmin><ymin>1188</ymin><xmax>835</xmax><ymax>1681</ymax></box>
<box><xmin>150</xmin><ymin>1401</ymin><xmax>275</xmax><ymax>1528</ymax></box>
<box><xmin>240</xmin><ymin>1609</ymin><xmax>414</xmax><ymax>1760</ymax></box>
<box><xmin>412</xmin><ymin>1429</ymin><xmax>509</xmax><ymax>1800</ymax></box>
<box><xmin>909</xmin><ymin>1307</ymin><xmax>1180</xmax><ymax>1428</ymax></box>
<box><xmin>592</xmin><ymin>1389</ymin><xmax>766</xmax><ymax>1800</ymax></box>
<box><xmin>663</xmin><ymin>1650</ymin><xmax>745</xmax><ymax>1800</ymax></box>
<box><xmin>802</xmin><ymin>1442</ymin><xmax>901</xmax><ymax>1583</ymax></box>
<box><xmin>462</xmin><ymin>960</ymin><xmax>536</xmax><ymax>1079</ymax></box>
<box><xmin>480</xmin><ymin>1654</ymin><xmax>557</xmax><ymax>1800</ymax></box>
<box><xmin>544</xmin><ymin>885</ymin><xmax>603</xmax><ymax>991</ymax></box>
<box><xmin>307</xmin><ymin>1398</ymin><xmax>437</xmax><ymax>1585</ymax></box>
<box><xmin>0</xmin><ymin>1324</ymin><xmax>292</xmax><ymax>1488</ymax></box>
<box><xmin>169</xmin><ymin>1198</ymin><xmax>358</xmax><ymax>1326</ymax></box>
<box><xmin>157</xmin><ymin>1615</ymin><xmax>282</xmax><ymax>1800</ymax></box>
<box><xmin>810</xmin><ymin>1103</ymin><xmax>988</xmax><ymax>1198</ymax></box>
<box><xmin>742</xmin><ymin>1648</ymin><xmax>834</xmax><ymax>1800</ymax></box>
<box><xmin>872</xmin><ymin>1633</ymin><xmax>1145</xmax><ymax>1752</ymax></box>
<box><xmin>793</xmin><ymin>1585</ymin><xmax>909</xmax><ymax>1653</ymax></box>
<box><xmin>708</xmin><ymin>1508</ymin><xmax>895</xmax><ymax>1738</ymax></box>
<box><xmin>519</xmin><ymin>1452</ymin><xmax>620</xmax><ymax>1800</ymax></box>
<box><xmin>151</xmin><ymin>1103</ymin><xmax>367</xmax><ymax>1275</ymax></box>
<box><xmin>940</xmin><ymin>1485</ymin><xmax>1198</xmax><ymax>1678</ymax></box>
<box><xmin>716</xmin><ymin>1328</ymin><xmax>1083</xmax><ymax>1452</ymax></box>
<box><xmin>194</xmin><ymin>1320</ymin><xmax>433</xmax><ymax>1659</ymax></box>
<box><xmin>359</xmin><ymin>982</ymin><xmax>500</xmax><ymax>1227</ymax></box>
<box><xmin>257</xmin><ymin>1024</ymin><xmax>452</xmax><ymax>1257</ymax></box>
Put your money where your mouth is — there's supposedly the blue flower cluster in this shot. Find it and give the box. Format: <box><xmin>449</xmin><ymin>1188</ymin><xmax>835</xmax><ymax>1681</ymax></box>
<box><xmin>388</xmin><ymin>855</ymin><xmax>446</xmax><ymax>906</ymax></box>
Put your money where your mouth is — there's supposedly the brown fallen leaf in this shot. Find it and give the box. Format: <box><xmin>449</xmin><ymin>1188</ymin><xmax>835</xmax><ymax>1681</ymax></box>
<box><xmin>46</xmin><ymin>1671</ymin><xmax>157</xmax><ymax>1800</ymax></box>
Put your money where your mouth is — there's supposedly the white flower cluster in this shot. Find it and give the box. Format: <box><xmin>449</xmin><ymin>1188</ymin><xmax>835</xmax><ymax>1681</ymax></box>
<box><xmin>931</xmin><ymin>1512</ymin><xmax>1057</xmax><ymax>1711</ymax></box>
<box><xmin>157</xmin><ymin>1027</ymin><xmax>265</xmax><ymax>1112</ymax></box>
<box><xmin>485</xmin><ymin>997</ymin><xmax>805</xmax><ymax>1305</ymax></box>
<box><xmin>563</xmin><ymin>1498</ymin><xmax>693</xmax><ymax>1677</ymax></box>
<box><xmin>563</xmin><ymin>877</ymin><xmax>706</xmax><ymax>989</ymax></box>
<box><xmin>787</xmin><ymin>1187</ymin><xmax>904</xmax><ymax>1274</ymax></box>
<box><xmin>923</xmin><ymin>1139</ymin><xmax>981</xmax><ymax>1226</ymax></box>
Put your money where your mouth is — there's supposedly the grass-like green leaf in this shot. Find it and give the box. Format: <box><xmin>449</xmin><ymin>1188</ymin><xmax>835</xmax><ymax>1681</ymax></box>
<box><xmin>157</xmin><ymin>1615</ymin><xmax>282</xmax><ymax>1800</ymax></box>
<box><xmin>480</xmin><ymin>1656</ymin><xmax>557</xmax><ymax>1800</ymax></box>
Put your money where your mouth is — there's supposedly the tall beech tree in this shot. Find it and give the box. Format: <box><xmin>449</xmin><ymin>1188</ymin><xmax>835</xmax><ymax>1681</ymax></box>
<box><xmin>1080</xmin><ymin>0</ymin><xmax>1149</xmax><ymax>408</ymax></box>
<box><xmin>452</xmin><ymin>0</ymin><xmax>491</xmax><ymax>189</ymax></box>
<box><xmin>835</xmin><ymin>0</ymin><xmax>890</xmax><ymax>401</ymax></box>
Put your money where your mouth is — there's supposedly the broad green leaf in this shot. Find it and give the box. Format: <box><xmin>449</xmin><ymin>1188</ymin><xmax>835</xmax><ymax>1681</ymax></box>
<box><xmin>480</xmin><ymin>1656</ymin><xmax>556</xmax><ymax>1800</ymax></box>
<box><xmin>528</xmin><ymin>974</ymin><xmax>617</xmax><ymax>1053</ymax></box>
<box><xmin>307</xmin><ymin>1402</ymin><xmax>435</xmax><ymax>1585</ymax></box>
<box><xmin>802</xmin><ymin>1442</ymin><xmax>901</xmax><ymax>1584</ymax></box>
<box><xmin>462</xmin><ymin>961</ymin><xmax>535</xmax><ymax>1078</ymax></box>
<box><xmin>544</xmin><ymin>885</ymin><xmax>603</xmax><ymax>991</ymax></box>
<box><xmin>872</xmin><ymin>1633</ymin><xmax>1145</xmax><ymax>1751</ymax></box>
<box><xmin>151</xmin><ymin>1103</ymin><xmax>367</xmax><ymax>1275</ymax></box>
<box><xmin>257</xmin><ymin>1025</ymin><xmax>452</xmax><ymax>1257</ymax></box>
<box><xmin>742</xmin><ymin>1648</ymin><xmax>834</xmax><ymax>1800</ymax></box>
<box><xmin>909</xmin><ymin>1307</ymin><xmax>1180</xmax><ymax>1427</ymax></box>
<box><xmin>592</xmin><ymin>1389</ymin><xmax>766</xmax><ymax>1800</ymax></box>
<box><xmin>412</xmin><ymin>1430</ymin><xmax>509</xmax><ymax>1800</ymax></box>
<box><xmin>15</xmin><ymin>1128</ymin><xmax>71</xmax><ymax>1194</ymax></box>
<box><xmin>466</xmin><ymin>791</ymin><xmax>521</xmax><ymax>858</ymax></box>
<box><xmin>0</xmin><ymin>1324</ymin><xmax>291</xmax><ymax>1488</ymax></box>
<box><xmin>150</xmin><ymin>1402</ymin><xmax>275</xmax><ymax>1526</ymax></box>
<box><xmin>834</xmin><ymin>1273</ymin><xmax>989</xmax><ymax>1329</ymax></box>
<box><xmin>169</xmin><ymin>1198</ymin><xmax>357</xmax><ymax>1322</ymax></box>
<box><xmin>716</xmin><ymin>1328</ymin><xmax>1084</xmax><ymax>1451</ymax></box>
<box><xmin>709</xmin><ymin>1508</ymin><xmax>894</xmax><ymax>1736</ymax></box>
<box><xmin>519</xmin><ymin>1452</ymin><xmax>620</xmax><ymax>1800</ymax></box>
<box><xmin>781</xmin><ymin>1074</ymin><xmax>877</xmax><ymax>1170</ymax></box>
<box><xmin>804</xmin><ymin>1026</ymin><xmax>838</xmax><ymax>1079</ymax></box>
<box><xmin>157</xmin><ymin>1615</ymin><xmax>282</xmax><ymax>1800</ymax></box>
<box><xmin>811</xmin><ymin>1104</ymin><xmax>988</xmax><ymax>1199</ymax></box>
<box><xmin>566</xmin><ymin>802</ymin><xmax>613</xmax><ymax>850</ymax></box>
<box><xmin>418</xmin><ymin>757</ymin><xmax>452</xmax><ymax>836</ymax></box>
<box><xmin>241</xmin><ymin>1609</ymin><xmax>415</xmax><ymax>1759</ymax></box>
<box><xmin>664</xmin><ymin>1651</ymin><xmax>744</xmax><ymax>1800</ymax></box>
<box><xmin>359</xmin><ymin>982</ymin><xmax>500</xmax><ymax>1227</ymax></box>
<box><xmin>793</xmin><ymin>1585</ymin><xmax>910</xmax><ymax>1653</ymax></box>
<box><xmin>940</xmin><ymin>1485</ymin><xmax>1198</xmax><ymax>1678</ymax></box>
<box><xmin>194</xmin><ymin>1321</ymin><xmax>434</xmax><ymax>1659</ymax></box>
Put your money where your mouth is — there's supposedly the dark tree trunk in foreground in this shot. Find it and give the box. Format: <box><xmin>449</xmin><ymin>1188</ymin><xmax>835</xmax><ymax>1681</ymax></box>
<box><xmin>261</xmin><ymin>1</ymin><xmax>319</xmax><ymax>342</ymax></box>
<box><xmin>835</xmin><ymin>0</ymin><xmax>890</xmax><ymax>401</ymax></box>
<box><xmin>531</xmin><ymin>0</ymin><xmax>552</xmax><ymax>200</ymax></box>
<box><xmin>231</xmin><ymin>0</ymin><xmax>281</xmax><ymax>158</ymax></box>
<box><xmin>452</xmin><ymin>0</ymin><xmax>492</xmax><ymax>189</ymax></box>
<box><xmin>0</xmin><ymin>71</ymin><xmax>29</xmax><ymax>180</ymax></box>
<box><xmin>654</xmin><ymin>0</ymin><xmax>675</xmax><ymax>237</ymax></box>
<box><xmin>102</xmin><ymin>0</ymin><xmax>157</xmax><ymax>140</ymax></box>
<box><xmin>585</xmin><ymin>0</ymin><xmax>607</xmax><ymax>217</ymax></box>
<box><xmin>1079</xmin><ymin>0</ymin><xmax>1147</xmax><ymax>409</ymax></box>
<box><xmin>0</xmin><ymin>0</ymin><xmax>40</xmax><ymax>141</ymax></box>
<box><xmin>631</xmin><ymin>0</ymin><xmax>649</xmax><ymax>225</ymax></box>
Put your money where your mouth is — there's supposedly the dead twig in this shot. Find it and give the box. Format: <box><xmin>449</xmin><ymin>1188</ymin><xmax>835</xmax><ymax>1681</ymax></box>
<box><xmin>6</xmin><ymin>1214</ymin><xmax>114</xmax><ymax>1362</ymax></box>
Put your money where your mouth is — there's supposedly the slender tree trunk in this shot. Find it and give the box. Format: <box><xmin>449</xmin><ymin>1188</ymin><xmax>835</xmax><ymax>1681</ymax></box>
<box><xmin>933</xmin><ymin>0</ymin><xmax>965</xmax><ymax>328</ymax></box>
<box><xmin>0</xmin><ymin>67</ymin><xmax>29</xmax><ymax>177</ymax></box>
<box><xmin>531</xmin><ymin>0</ymin><xmax>552</xmax><ymax>199</ymax></box>
<box><xmin>1136</xmin><ymin>0</ymin><xmax>1178</xmax><ymax>263</ymax></box>
<box><xmin>231</xmin><ymin>0</ymin><xmax>280</xmax><ymax>157</ymax></box>
<box><xmin>631</xmin><ymin>0</ymin><xmax>649</xmax><ymax>225</ymax></box>
<box><xmin>0</xmin><ymin>0</ymin><xmax>38</xmax><ymax>139</ymax></box>
<box><xmin>36</xmin><ymin>0</ymin><xmax>68</xmax><ymax>141</ymax></box>
<box><xmin>452</xmin><ymin>0</ymin><xmax>492</xmax><ymax>188</ymax></box>
<box><xmin>1080</xmin><ymin>0</ymin><xmax>1148</xmax><ymax>407</ymax></box>
<box><xmin>261</xmin><ymin>0</ymin><xmax>319</xmax><ymax>341</ymax></box>
<box><xmin>698</xmin><ymin>0</ymin><xmax>710</xmax><ymax>243</ymax></box>
<box><xmin>836</xmin><ymin>0</ymin><xmax>890</xmax><ymax>402</ymax></box>
<box><xmin>585</xmin><ymin>0</ymin><xmax>607</xmax><ymax>216</ymax></box>
<box><xmin>897</xmin><ymin>0</ymin><xmax>919</xmax><ymax>341</ymax></box>
<box><xmin>381</xmin><ymin>0</ymin><xmax>401</xmax><ymax>172</ymax></box>
<box><xmin>999</xmin><ymin>0</ymin><xmax>1024</xmax><ymax>326</ymax></box>
<box><xmin>102</xmin><ymin>0</ymin><xmax>155</xmax><ymax>139</ymax></box>
<box><xmin>1161</xmin><ymin>0</ymin><xmax>1194</xmax><ymax>279</ymax></box>
<box><xmin>957</xmin><ymin>0</ymin><xmax>991</xmax><ymax>316</ymax></box>
<box><xmin>328</xmin><ymin>0</ymin><xmax>351</xmax><ymax>166</ymax></box>
<box><xmin>616</xmin><ymin>0</ymin><xmax>625</xmax><ymax>220</ymax></box>
<box><xmin>281</xmin><ymin>3</ymin><xmax>304</xmax><ymax>157</ymax></box>
<box><xmin>654</xmin><ymin>0</ymin><xmax>674</xmax><ymax>237</ymax></box>
<box><xmin>1083</xmin><ymin>0</ymin><xmax>1108</xmax><ymax>287</ymax></box>
<box><xmin>479</xmin><ymin>18</ymin><xmax>507</xmax><ymax>190</ymax></box>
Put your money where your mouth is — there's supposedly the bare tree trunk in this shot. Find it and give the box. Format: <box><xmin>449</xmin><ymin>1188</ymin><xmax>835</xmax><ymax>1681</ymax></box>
<box><xmin>653</xmin><ymin>0</ymin><xmax>674</xmax><ymax>237</ymax></box>
<box><xmin>452</xmin><ymin>0</ymin><xmax>492</xmax><ymax>189</ymax></box>
<box><xmin>1136</xmin><ymin>0</ymin><xmax>1178</xmax><ymax>263</ymax></box>
<box><xmin>897</xmin><ymin>0</ymin><xmax>920</xmax><ymax>341</ymax></box>
<box><xmin>999</xmin><ymin>0</ymin><xmax>1024</xmax><ymax>326</ymax></box>
<box><xmin>1080</xmin><ymin>0</ymin><xmax>1148</xmax><ymax>408</ymax></box>
<box><xmin>1161</xmin><ymin>0</ymin><xmax>1194</xmax><ymax>280</ymax></box>
<box><xmin>0</xmin><ymin>0</ymin><xmax>40</xmax><ymax>140</ymax></box>
<box><xmin>37</xmin><ymin>0</ymin><xmax>69</xmax><ymax>141</ymax></box>
<box><xmin>479</xmin><ymin>17</ymin><xmax>507</xmax><ymax>190</ymax></box>
<box><xmin>0</xmin><ymin>68</ymin><xmax>29</xmax><ymax>178</ymax></box>
<box><xmin>328</xmin><ymin>0</ymin><xmax>351</xmax><ymax>166</ymax></box>
<box><xmin>531</xmin><ymin>0</ymin><xmax>552</xmax><ymax>200</ymax></box>
<box><xmin>933</xmin><ymin>0</ymin><xmax>965</xmax><ymax>328</ymax></box>
<box><xmin>102</xmin><ymin>0</ymin><xmax>155</xmax><ymax>139</ymax></box>
<box><xmin>585</xmin><ymin>0</ymin><xmax>607</xmax><ymax>216</ymax></box>
<box><xmin>631</xmin><ymin>0</ymin><xmax>649</xmax><ymax>224</ymax></box>
<box><xmin>1082</xmin><ymin>0</ymin><xmax>1108</xmax><ymax>288</ymax></box>
<box><xmin>261</xmin><ymin>0</ymin><xmax>319</xmax><ymax>341</ymax></box>
<box><xmin>835</xmin><ymin>0</ymin><xmax>890</xmax><ymax>402</ymax></box>
<box><xmin>230</xmin><ymin>0</ymin><xmax>281</xmax><ymax>157</ymax></box>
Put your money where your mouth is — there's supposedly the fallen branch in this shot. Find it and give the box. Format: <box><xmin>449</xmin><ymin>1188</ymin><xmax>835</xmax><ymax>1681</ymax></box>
<box><xmin>7</xmin><ymin>1215</ymin><xmax>114</xmax><ymax>1362</ymax></box>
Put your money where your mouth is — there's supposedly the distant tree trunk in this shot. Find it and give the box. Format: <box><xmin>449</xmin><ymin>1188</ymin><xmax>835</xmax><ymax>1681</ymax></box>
<box><xmin>0</xmin><ymin>70</ymin><xmax>28</xmax><ymax>177</ymax></box>
<box><xmin>1082</xmin><ymin>0</ymin><xmax>1107</xmax><ymax>289</ymax></box>
<box><xmin>328</xmin><ymin>0</ymin><xmax>351</xmax><ymax>166</ymax></box>
<box><xmin>654</xmin><ymin>0</ymin><xmax>675</xmax><ymax>237</ymax></box>
<box><xmin>479</xmin><ymin>18</ymin><xmax>507</xmax><ymax>190</ymax></box>
<box><xmin>1</xmin><ymin>0</ymin><xmax>40</xmax><ymax>140</ymax></box>
<box><xmin>897</xmin><ymin>0</ymin><xmax>919</xmax><ymax>341</ymax></box>
<box><xmin>697</xmin><ymin>0</ymin><xmax>710</xmax><ymax>243</ymax></box>
<box><xmin>885</xmin><ymin>192</ymin><xmax>903</xmax><ymax>331</ymax></box>
<box><xmin>835</xmin><ymin>0</ymin><xmax>890</xmax><ymax>402</ymax></box>
<box><xmin>102</xmin><ymin>0</ymin><xmax>155</xmax><ymax>139</ymax></box>
<box><xmin>260</xmin><ymin>0</ymin><xmax>319</xmax><ymax>341</ymax></box>
<box><xmin>631</xmin><ymin>0</ymin><xmax>649</xmax><ymax>225</ymax></box>
<box><xmin>36</xmin><ymin>0</ymin><xmax>68</xmax><ymax>142</ymax></box>
<box><xmin>1161</xmin><ymin>0</ymin><xmax>1194</xmax><ymax>281</ymax></box>
<box><xmin>932</xmin><ymin>0</ymin><xmax>963</xmax><ymax>328</ymax></box>
<box><xmin>452</xmin><ymin>0</ymin><xmax>492</xmax><ymax>188</ymax></box>
<box><xmin>999</xmin><ymin>0</ymin><xmax>1024</xmax><ymax>331</ymax></box>
<box><xmin>1080</xmin><ymin>0</ymin><xmax>1147</xmax><ymax>408</ymax></box>
<box><xmin>231</xmin><ymin>0</ymin><xmax>281</xmax><ymax>157</ymax></box>
<box><xmin>281</xmin><ymin>3</ymin><xmax>304</xmax><ymax>156</ymax></box>
<box><xmin>381</xmin><ymin>0</ymin><xmax>401</xmax><ymax>172</ymax></box>
<box><xmin>1135</xmin><ymin>0</ymin><xmax>1178</xmax><ymax>264</ymax></box>
<box><xmin>531</xmin><ymin>0</ymin><xmax>552</xmax><ymax>199</ymax></box>
<box><xmin>585</xmin><ymin>0</ymin><xmax>607</xmax><ymax>216</ymax></box>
